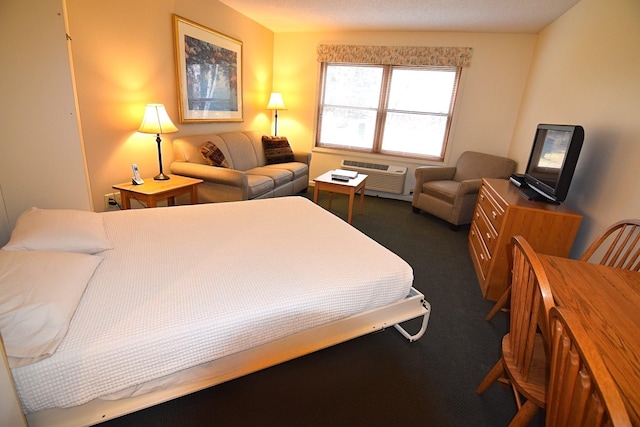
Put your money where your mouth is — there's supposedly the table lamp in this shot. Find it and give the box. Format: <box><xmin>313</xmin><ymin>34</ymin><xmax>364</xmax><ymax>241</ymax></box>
<box><xmin>138</xmin><ymin>104</ymin><xmax>179</xmax><ymax>180</ymax></box>
<box><xmin>266</xmin><ymin>92</ymin><xmax>287</xmax><ymax>136</ymax></box>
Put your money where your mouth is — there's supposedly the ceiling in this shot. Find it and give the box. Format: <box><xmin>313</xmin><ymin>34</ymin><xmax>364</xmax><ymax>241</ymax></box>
<box><xmin>218</xmin><ymin>0</ymin><xmax>581</xmax><ymax>33</ymax></box>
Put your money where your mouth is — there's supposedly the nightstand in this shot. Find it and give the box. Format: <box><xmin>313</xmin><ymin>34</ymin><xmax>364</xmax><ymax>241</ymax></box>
<box><xmin>112</xmin><ymin>175</ymin><xmax>203</xmax><ymax>209</ymax></box>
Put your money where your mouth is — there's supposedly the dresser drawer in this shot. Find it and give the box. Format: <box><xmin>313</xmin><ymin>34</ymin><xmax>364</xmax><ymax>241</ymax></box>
<box><xmin>469</xmin><ymin>220</ymin><xmax>491</xmax><ymax>280</ymax></box>
<box><xmin>474</xmin><ymin>206</ymin><xmax>498</xmax><ymax>256</ymax></box>
<box><xmin>478</xmin><ymin>185</ymin><xmax>505</xmax><ymax>231</ymax></box>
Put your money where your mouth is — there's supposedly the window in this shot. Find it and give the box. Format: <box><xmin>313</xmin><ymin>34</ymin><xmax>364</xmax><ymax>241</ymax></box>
<box><xmin>316</xmin><ymin>63</ymin><xmax>461</xmax><ymax>161</ymax></box>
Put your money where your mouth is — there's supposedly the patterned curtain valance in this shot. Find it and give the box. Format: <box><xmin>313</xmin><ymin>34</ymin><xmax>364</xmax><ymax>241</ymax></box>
<box><xmin>317</xmin><ymin>44</ymin><xmax>473</xmax><ymax>67</ymax></box>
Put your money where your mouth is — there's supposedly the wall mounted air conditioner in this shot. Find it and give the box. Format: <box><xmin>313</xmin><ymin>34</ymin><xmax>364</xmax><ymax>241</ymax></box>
<box><xmin>340</xmin><ymin>160</ymin><xmax>407</xmax><ymax>194</ymax></box>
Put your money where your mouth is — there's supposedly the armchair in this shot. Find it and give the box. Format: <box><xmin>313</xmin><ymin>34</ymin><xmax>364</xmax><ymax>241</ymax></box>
<box><xmin>412</xmin><ymin>151</ymin><xmax>516</xmax><ymax>230</ymax></box>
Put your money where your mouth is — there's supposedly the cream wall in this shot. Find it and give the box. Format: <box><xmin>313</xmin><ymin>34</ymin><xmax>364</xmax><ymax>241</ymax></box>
<box><xmin>272</xmin><ymin>31</ymin><xmax>537</xmax><ymax>195</ymax></box>
<box><xmin>65</xmin><ymin>0</ymin><xmax>274</xmax><ymax>211</ymax></box>
<box><xmin>508</xmin><ymin>0</ymin><xmax>640</xmax><ymax>256</ymax></box>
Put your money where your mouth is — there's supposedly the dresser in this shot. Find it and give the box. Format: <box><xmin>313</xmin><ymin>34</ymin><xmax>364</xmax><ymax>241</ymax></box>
<box><xmin>468</xmin><ymin>178</ymin><xmax>582</xmax><ymax>301</ymax></box>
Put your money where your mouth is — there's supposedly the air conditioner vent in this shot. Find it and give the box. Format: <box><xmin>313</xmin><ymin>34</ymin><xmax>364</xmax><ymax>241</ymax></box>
<box><xmin>340</xmin><ymin>160</ymin><xmax>407</xmax><ymax>194</ymax></box>
<box><xmin>342</xmin><ymin>160</ymin><xmax>390</xmax><ymax>171</ymax></box>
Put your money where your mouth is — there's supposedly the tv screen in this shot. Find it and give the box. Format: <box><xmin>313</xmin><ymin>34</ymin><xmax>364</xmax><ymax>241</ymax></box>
<box><xmin>521</xmin><ymin>124</ymin><xmax>584</xmax><ymax>203</ymax></box>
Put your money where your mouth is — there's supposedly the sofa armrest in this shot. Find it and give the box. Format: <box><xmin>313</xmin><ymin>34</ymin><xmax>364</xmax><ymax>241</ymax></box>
<box><xmin>293</xmin><ymin>151</ymin><xmax>311</xmax><ymax>165</ymax></box>
<box><xmin>170</xmin><ymin>161</ymin><xmax>248</xmax><ymax>187</ymax></box>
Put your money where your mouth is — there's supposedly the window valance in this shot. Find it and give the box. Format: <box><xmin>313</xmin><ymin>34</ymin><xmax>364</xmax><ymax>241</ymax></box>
<box><xmin>316</xmin><ymin>44</ymin><xmax>473</xmax><ymax>67</ymax></box>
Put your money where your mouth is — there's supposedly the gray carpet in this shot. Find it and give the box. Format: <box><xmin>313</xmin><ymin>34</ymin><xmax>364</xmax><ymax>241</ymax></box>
<box><xmin>101</xmin><ymin>192</ymin><xmax>521</xmax><ymax>426</ymax></box>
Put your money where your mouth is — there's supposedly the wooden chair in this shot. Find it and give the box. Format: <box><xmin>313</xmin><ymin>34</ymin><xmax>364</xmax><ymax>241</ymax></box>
<box><xmin>476</xmin><ymin>235</ymin><xmax>556</xmax><ymax>426</ymax></box>
<box><xmin>485</xmin><ymin>277</ymin><xmax>513</xmax><ymax>322</ymax></box>
<box><xmin>580</xmin><ymin>219</ymin><xmax>640</xmax><ymax>270</ymax></box>
<box><xmin>486</xmin><ymin>219</ymin><xmax>640</xmax><ymax>321</ymax></box>
<box><xmin>547</xmin><ymin>306</ymin><xmax>632</xmax><ymax>426</ymax></box>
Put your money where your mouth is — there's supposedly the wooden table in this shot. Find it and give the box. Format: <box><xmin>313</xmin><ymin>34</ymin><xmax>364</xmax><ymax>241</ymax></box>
<box><xmin>113</xmin><ymin>175</ymin><xmax>203</xmax><ymax>209</ymax></box>
<box><xmin>313</xmin><ymin>171</ymin><xmax>367</xmax><ymax>224</ymax></box>
<box><xmin>539</xmin><ymin>254</ymin><xmax>640</xmax><ymax>426</ymax></box>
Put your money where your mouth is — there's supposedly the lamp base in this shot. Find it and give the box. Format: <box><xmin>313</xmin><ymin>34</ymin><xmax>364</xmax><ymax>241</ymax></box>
<box><xmin>154</xmin><ymin>173</ymin><xmax>170</xmax><ymax>181</ymax></box>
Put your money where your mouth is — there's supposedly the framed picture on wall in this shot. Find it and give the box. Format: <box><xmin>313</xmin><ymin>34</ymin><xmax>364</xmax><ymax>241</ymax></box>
<box><xmin>173</xmin><ymin>15</ymin><xmax>243</xmax><ymax>123</ymax></box>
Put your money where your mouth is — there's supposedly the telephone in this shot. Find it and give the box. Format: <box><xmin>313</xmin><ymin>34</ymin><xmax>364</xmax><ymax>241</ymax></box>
<box><xmin>131</xmin><ymin>164</ymin><xmax>144</xmax><ymax>185</ymax></box>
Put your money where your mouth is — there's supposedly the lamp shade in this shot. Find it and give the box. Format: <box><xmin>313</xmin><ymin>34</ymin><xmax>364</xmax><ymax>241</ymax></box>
<box><xmin>138</xmin><ymin>104</ymin><xmax>178</xmax><ymax>134</ymax></box>
<box><xmin>266</xmin><ymin>93</ymin><xmax>287</xmax><ymax>110</ymax></box>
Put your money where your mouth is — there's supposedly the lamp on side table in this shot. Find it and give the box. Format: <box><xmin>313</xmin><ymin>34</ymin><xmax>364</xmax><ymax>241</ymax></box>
<box><xmin>138</xmin><ymin>104</ymin><xmax>178</xmax><ymax>181</ymax></box>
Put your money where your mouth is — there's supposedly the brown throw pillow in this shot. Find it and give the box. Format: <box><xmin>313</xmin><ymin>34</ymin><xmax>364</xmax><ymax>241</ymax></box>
<box><xmin>262</xmin><ymin>136</ymin><xmax>294</xmax><ymax>164</ymax></box>
<box><xmin>200</xmin><ymin>141</ymin><xmax>229</xmax><ymax>168</ymax></box>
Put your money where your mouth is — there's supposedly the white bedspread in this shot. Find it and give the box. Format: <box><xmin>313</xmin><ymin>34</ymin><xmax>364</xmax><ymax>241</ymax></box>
<box><xmin>12</xmin><ymin>197</ymin><xmax>413</xmax><ymax>413</ymax></box>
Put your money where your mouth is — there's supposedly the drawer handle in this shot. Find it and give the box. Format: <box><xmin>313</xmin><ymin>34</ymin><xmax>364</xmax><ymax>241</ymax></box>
<box><xmin>480</xmin><ymin>195</ymin><xmax>485</xmax><ymax>201</ymax></box>
<box><xmin>491</xmin><ymin>210</ymin><xmax>498</xmax><ymax>219</ymax></box>
<box><xmin>486</xmin><ymin>233</ymin><xmax>491</xmax><ymax>240</ymax></box>
<box><xmin>480</xmin><ymin>253</ymin><xmax>485</xmax><ymax>261</ymax></box>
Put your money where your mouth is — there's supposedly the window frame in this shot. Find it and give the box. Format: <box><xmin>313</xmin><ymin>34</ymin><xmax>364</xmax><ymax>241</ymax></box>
<box><xmin>315</xmin><ymin>62</ymin><xmax>461</xmax><ymax>162</ymax></box>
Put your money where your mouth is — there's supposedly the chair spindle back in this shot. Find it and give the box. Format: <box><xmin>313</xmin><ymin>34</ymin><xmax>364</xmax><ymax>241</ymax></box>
<box><xmin>509</xmin><ymin>235</ymin><xmax>556</xmax><ymax>381</ymax></box>
<box><xmin>580</xmin><ymin>219</ymin><xmax>640</xmax><ymax>271</ymax></box>
<box><xmin>547</xmin><ymin>306</ymin><xmax>632</xmax><ymax>427</ymax></box>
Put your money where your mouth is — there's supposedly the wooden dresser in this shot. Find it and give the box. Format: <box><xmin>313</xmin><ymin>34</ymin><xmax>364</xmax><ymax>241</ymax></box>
<box><xmin>468</xmin><ymin>178</ymin><xmax>582</xmax><ymax>301</ymax></box>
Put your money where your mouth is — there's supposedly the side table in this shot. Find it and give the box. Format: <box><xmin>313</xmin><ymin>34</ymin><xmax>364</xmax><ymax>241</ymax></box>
<box><xmin>313</xmin><ymin>170</ymin><xmax>368</xmax><ymax>224</ymax></box>
<box><xmin>113</xmin><ymin>175</ymin><xmax>203</xmax><ymax>209</ymax></box>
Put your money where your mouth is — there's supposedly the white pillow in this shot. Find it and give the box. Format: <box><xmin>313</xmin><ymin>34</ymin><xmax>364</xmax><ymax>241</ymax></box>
<box><xmin>0</xmin><ymin>251</ymin><xmax>102</xmax><ymax>368</ymax></box>
<box><xmin>2</xmin><ymin>207</ymin><xmax>111</xmax><ymax>254</ymax></box>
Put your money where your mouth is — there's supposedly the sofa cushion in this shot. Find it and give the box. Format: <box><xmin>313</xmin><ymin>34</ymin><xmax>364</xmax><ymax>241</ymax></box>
<box><xmin>219</xmin><ymin>132</ymin><xmax>259</xmax><ymax>171</ymax></box>
<box><xmin>262</xmin><ymin>136</ymin><xmax>294</xmax><ymax>164</ymax></box>
<box><xmin>265</xmin><ymin>162</ymin><xmax>309</xmax><ymax>180</ymax></box>
<box><xmin>173</xmin><ymin>135</ymin><xmax>226</xmax><ymax>165</ymax></box>
<box><xmin>422</xmin><ymin>180</ymin><xmax>461</xmax><ymax>204</ymax></box>
<box><xmin>200</xmin><ymin>141</ymin><xmax>229</xmax><ymax>168</ymax></box>
<box><xmin>246</xmin><ymin>167</ymin><xmax>293</xmax><ymax>187</ymax></box>
<box><xmin>246</xmin><ymin>174</ymin><xmax>275</xmax><ymax>198</ymax></box>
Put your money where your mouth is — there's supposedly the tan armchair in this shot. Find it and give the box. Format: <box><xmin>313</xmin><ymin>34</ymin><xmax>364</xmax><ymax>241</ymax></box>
<box><xmin>412</xmin><ymin>151</ymin><xmax>516</xmax><ymax>229</ymax></box>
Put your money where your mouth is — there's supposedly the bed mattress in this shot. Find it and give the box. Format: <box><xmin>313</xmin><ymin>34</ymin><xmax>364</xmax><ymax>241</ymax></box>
<box><xmin>11</xmin><ymin>197</ymin><xmax>414</xmax><ymax>413</ymax></box>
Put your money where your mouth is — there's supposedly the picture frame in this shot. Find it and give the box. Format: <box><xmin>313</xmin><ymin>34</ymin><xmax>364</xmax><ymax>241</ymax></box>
<box><xmin>173</xmin><ymin>15</ymin><xmax>243</xmax><ymax>123</ymax></box>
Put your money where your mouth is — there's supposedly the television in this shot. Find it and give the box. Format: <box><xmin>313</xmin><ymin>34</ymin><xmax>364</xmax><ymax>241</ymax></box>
<box><xmin>519</xmin><ymin>124</ymin><xmax>584</xmax><ymax>204</ymax></box>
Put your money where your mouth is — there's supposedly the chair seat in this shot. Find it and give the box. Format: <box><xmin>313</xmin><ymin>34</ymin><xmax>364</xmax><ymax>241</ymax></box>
<box><xmin>422</xmin><ymin>180</ymin><xmax>460</xmax><ymax>204</ymax></box>
<box><xmin>502</xmin><ymin>332</ymin><xmax>548</xmax><ymax>407</ymax></box>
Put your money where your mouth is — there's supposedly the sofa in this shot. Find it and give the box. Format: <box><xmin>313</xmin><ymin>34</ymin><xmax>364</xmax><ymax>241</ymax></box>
<box><xmin>170</xmin><ymin>131</ymin><xmax>310</xmax><ymax>203</ymax></box>
<box><xmin>412</xmin><ymin>151</ymin><xmax>516</xmax><ymax>229</ymax></box>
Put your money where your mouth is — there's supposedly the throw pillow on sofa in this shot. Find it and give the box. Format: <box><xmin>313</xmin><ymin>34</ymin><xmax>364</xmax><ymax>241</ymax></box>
<box><xmin>262</xmin><ymin>136</ymin><xmax>294</xmax><ymax>164</ymax></box>
<box><xmin>200</xmin><ymin>141</ymin><xmax>229</xmax><ymax>168</ymax></box>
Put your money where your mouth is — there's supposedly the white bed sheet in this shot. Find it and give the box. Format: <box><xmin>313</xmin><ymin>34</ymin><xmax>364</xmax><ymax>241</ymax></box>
<box><xmin>11</xmin><ymin>197</ymin><xmax>413</xmax><ymax>413</ymax></box>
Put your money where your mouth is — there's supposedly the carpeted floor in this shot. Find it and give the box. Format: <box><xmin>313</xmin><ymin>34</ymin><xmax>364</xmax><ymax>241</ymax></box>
<box><xmin>101</xmin><ymin>191</ymin><xmax>521</xmax><ymax>426</ymax></box>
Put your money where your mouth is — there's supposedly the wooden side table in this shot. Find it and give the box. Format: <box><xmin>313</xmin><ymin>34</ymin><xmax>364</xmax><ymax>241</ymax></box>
<box><xmin>113</xmin><ymin>175</ymin><xmax>203</xmax><ymax>209</ymax></box>
<box><xmin>313</xmin><ymin>170</ymin><xmax>368</xmax><ymax>224</ymax></box>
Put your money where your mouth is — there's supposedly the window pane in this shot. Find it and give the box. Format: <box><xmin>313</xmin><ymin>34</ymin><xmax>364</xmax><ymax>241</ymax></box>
<box><xmin>319</xmin><ymin>106</ymin><xmax>377</xmax><ymax>149</ymax></box>
<box><xmin>387</xmin><ymin>68</ymin><xmax>456</xmax><ymax>113</ymax></box>
<box><xmin>381</xmin><ymin>112</ymin><xmax>448</xmax><ymax>157</ymax></box>
<box><xmin>324</xmin><ymin>65</ymin><xmax>383</xmax><ymax>108</ymax></box>
<box><xmin>316</xmin><ymin>63</ymin><xmax>460</xmax><ymax>160</ymax></box>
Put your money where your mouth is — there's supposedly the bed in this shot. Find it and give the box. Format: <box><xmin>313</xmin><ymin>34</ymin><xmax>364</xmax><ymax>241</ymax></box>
<box><xmin>0</xmin><ymin>196</ymin><xmax>430</xmax><ymax>426</ymax></box>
